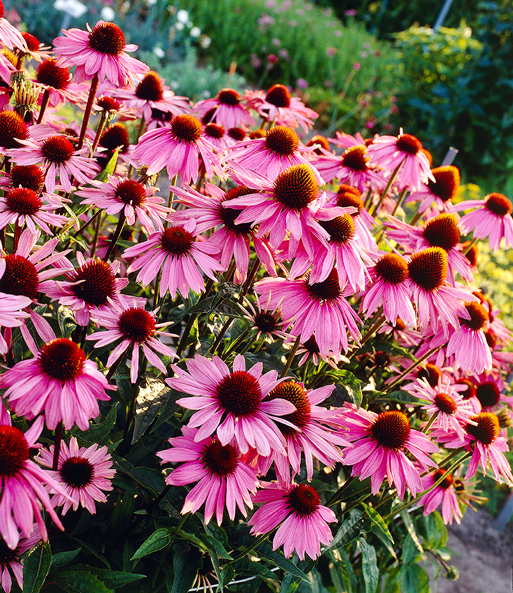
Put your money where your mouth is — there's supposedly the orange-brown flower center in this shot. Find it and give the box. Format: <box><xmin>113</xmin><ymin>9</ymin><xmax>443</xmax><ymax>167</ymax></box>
<box><xmin>265</xmin><ymin>84</ymin><xmax>291</xmax><ymax>108</ymax></box>
<box><xmin>0</xmin><ymin>425</ymin><xmax>30</xmax><ymax>477</ymax></box>
<box><xmin>171</xmin><ymin>114</ymin><xmax>202</xmax><ymax>143</ymax></box>
<box><xmin>374</xmin><ymin>253</ymin><xmax>408</xmax><ymax>285</ymax></box>
<box><xmin>36</xmin><ymin>59</ymin><xmax>70</xmax><ymax>90</ymax></box>
<box><xmin>88</xmin><ymin>22</ymin><xmax>126</xmax><ymax>56</ymax></box>
<box><xmin>273</xmin><ymin>164</ymin><xmax>318</xmax><ymax>210</ymax></box>
<box><xmin>160</xmin><ymin>227</ymin><xmax>194</xmax><ymax>255</ymax></box>
<box><xmin>465</xmin><ymin>412</ymin><xmax>499</xmax><ymax>445</ymax></box>
<box><xmin>396</xmin><ymin>134</ymin><xmax>422</xmax><ymax>155</ymax></box>
<box><xmin>265</xmin><ymin>126</ymin><xmax>299</xmax><ymax>155</ymax></box>
<box><xmin>216</xmin><ymin>370</ymin><xmax>262</xmax><ymax>417</ymax></box>
<box><xmin>427</xmin><ymin>166</ymin><xmax>460</xmax><ymax>202</ymax></box>
<box><xmin>135</xmin><ymin>71</ymin><xmax>164</xmax><ymax>102</ymax></box>
<box><xmin>485</xmin><ymin>193</ymin><xmax>512</xmax><ymax>216</ymax></box>
<box><xmin>371</xmin><ymin>410</ymin><xmax>411</xmax><ymax>449</ymax></box>
<box><xmin>287</xmin><ymin>483</ymin><xmax>320</xmax><ymax>516</ymax></box>
<box><xmin>341</xmin><ymin>145</ymin><xmax>368</xmax><ymax>171</ymax></box>
<box><xmin>408</xmin><ymin>247</ymin><xmax>447</xmax><ymax>291</ymax></box>
<box><xmin>118</xmin><ymin>308</ymin><xmax>156</xmax><ymax>343</ymax></box>
<box><xmin>422</xmin><ymin>214</ymin><xmax>460</xmax><ymax>251</ymax></box>
<box><xmin>264</xmin><ymin>381</ymin><xmax>311</xmax><ymax>435</ymax></box>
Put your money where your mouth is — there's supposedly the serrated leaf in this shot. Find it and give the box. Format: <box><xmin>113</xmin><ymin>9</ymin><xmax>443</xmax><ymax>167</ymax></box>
<box><xmin>131</xmin><ymin>375</ymin><xmax>172</xmax><ymax>443</ymax></box>
<box><xmin>256</xmin><ymin>544</ymin><xmax>309</xmax><ymax>583</ymax></box>
<box><xmin>23</xmin><ymin>541</ymin><xmax>52</xmax><ymax>593</ymax></box>
<box><xmin>86</xmin><ymin>568</ymin><xmax>146</xmax><ymax>589</ymax></box>
<box><xmin>54</xmin><ymin>570</ymin><xmax>112</xmax><ymax>593</ymax></box>
<box><xmin>50</xmin><ymin>549</ymin><xmax>80</xmax><ymax>569</ymax></box>
<box><xmin>131</xmin><ymin>528</ymin><xmax>173</xmax><ymax>560</ymax></box>
<box><xmin>359</xmin><ymin>539</ymin><xmax>378</xmax><ymax>593</ymax></box>
<box><xmin>323</xmin><ymin>510</ymin><xmax>364</xmax><ymax>553</ymax></box>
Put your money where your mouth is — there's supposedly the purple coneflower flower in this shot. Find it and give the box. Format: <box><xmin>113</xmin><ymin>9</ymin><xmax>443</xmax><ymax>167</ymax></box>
<box><xmin>195</xmin><ymin>88</ymin><xmax>255</xmax><ymax>129</ymax></box>
<box><xmin>0</xmin><ymin>1</ymin><xmax>27</xmax><ymax>51</ymax></box>
<box><xmin>419</xmin><ymin>469</ymin><xmax>463</xmax><ymax>525</ymax></box>
<box><xmin>405</xmin><ymin>165</ymin><xmax>460</xmax><ymax>214</ymax></box>
<box><xmin>0</xmin><ymin>528</ymin><xmax>41</xmax><ymax>593</ymax></box>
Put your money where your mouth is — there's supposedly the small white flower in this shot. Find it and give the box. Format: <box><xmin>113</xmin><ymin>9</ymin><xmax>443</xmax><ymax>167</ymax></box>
<box><xmin>200</xmin><ymin>36</ymin><xmax>211</xmax><ymax>48</ymax></box>
<box><xmin>170</xmin><ymin>81</ymin><xmax>180</xmax><ymax>90</ymax></box>
<box><xmin>202</xmin><ymin>90</ymin><xmax>211</xmax><ymax>98</ymax></box>
<box><xmin>100</xmin><ymin>6</ymin><xmax>115</xmax><ymax>21</ymax></box>
<box><xmin>153</xmin><ymin>46</ymin><xmax>165</xmax><ymax>58</ymax></box>
<box><xmin>190</xmin><ymin>26</ymin><xmax>201</xmax><ymax>37</ymax></box>
<box><xmin>175</xmin><ymin>22</ymin><xmax>184</xmax><ymax>30</ymax></box>
<box><xmin>176</xmin><ymin>9</ymin><xmax>189</xmax><ymax>23</ymax></box>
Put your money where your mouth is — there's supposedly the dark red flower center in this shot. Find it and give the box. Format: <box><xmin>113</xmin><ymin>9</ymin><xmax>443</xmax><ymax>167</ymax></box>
<box><xmin>371</xmin><ymin>410</ymin><xmax>411</xmax><ymax>449</ymax></box>
<box><xmin>456</xmin><ymin>378</ymin><xmax>476</xmax><ymax>400</ymax></box>
<box><xmin>475</xmin><ymin>381</ymin><xmax>500</xmax><ymax>409</ymax></box>
<box><xmin>71</xmin><ymin>259</ymin><xmax>116</xmax><ymax>307</ymax></box>
<box><xmin>217</xmin><ymin>88</ymin><xmax>240</xmax><ymax>106</ymax></box>
<box><xmin>160</xmin><ymin>226</ymin><xmax>194</xmax><ymax>255</ymax></box>
<box><xmin>0</xmin><ymin>538</ymin><xmax>19</xmax><ymax>564</ymax></box>
<box><xmin>215</xmin><ymin>370</ymin><xmax>262</xmax><ymax>417</ymax></box>
<box><xmin>460</xmin><ymin>301</ymin><xmax>489</xmax><ymax>331</ymax></box>
<box><xmin>465</xmin><ymin>413</ymin><xmax>499</xmax><ymax>446</ymax></box>
<box><xmin>265</xmin><ymin>84</ymin><xmax>291</xmax><ymax>108</ymax></box>
<box><xmin>0</xmin><ymin>425</ymin><xmax>29</xmax><ymax>477</ymax></box>
<box><xmin>135</xmin><ymin>71</ymin><xmax>164</xmax><ymax>102</ymax></box>
<box><xmin>115</xmin><ymin>180</ymin><xmax>146</xmax><ymax>207</ymax></box>
<box><xmin>433</xmin><ymin>468</ymin><xmax>454</xmax><ymax>490</ymax></box>
<box><xmin>96</xmin><ymin>96</ymin><xmax>120</xmax><ymax>112</ymax></box>
<box><xmin>303</xmin><ymin>335</ymin><xmax>319</xmax><ymax>354</ymax></box>
<box><xmin>306</xmin><ymin>135</ymin><xmax>329</xmax><ymax>154</ymax></box>
<box><xmin>287</xmin><ymin>483</ymin><xmax>320</xmax><ymax>516</ymax></box>
<box><xmin>0</xmin><ymin>111</ymin><xmax>29</xmax><ymax>149</ymax></box>
<box><xmin>427</xmin><ymin>166</ymin><xmax>460</xmax><ymax>202</ymax></box>
<box><xmin>485</xmin><ymin>193</ymin><xmax>512</xmax><ymax>217</ymax></box>
<box><xmin>39</xmin><ymin>338</ymin><xmax>85</xmax><ymax>382</ymax></box>
<box><xmin>60</xmin><ymin>456</ymin><xmax>94</xmax><ymax>488</ymax></box>
<box><xmin>434</xmin><ymin>392</ymin><xmax>457</xmax><ymax>415</ymax></box>
<box><xmin>265</xmin><ymin>126</ymin><xmax>299</xmax><ymax>156</ymax></box>
<box><xmin>462</xmin><ymin>241</ymin><xmax>478</xmax><ymax>267</ymax></box>
<box><xmin>373</xmin><ymin>351</ymin><xmax>390</xmax><ymax>367</ymax></box>
<box><xmin>171</xmin><ymin>114</ymin><xmax>202</xmax><ymax>143</ymax></box>
<box><xmin>408</xmin><ymin>247</ymin><xmax>447</xmax><ymax>291</ymax></box>
<box><xmin>5</xmin><ymin>188</ymin><xmax>41</xmax><ymax>216</ymax></box>
<box><xmin>341</xmin><ymin>145</ymin><xmax>368</xmax><ymax>171</ymax></box>
<box><xmin>374</xmin><ymin>253</ymin><xmax>408</xmax><ymax>285</ymax></box>
<box><xmin>273</xmin><ymin>164</ymin><xmax>318</xmax><ymax>210</ymax></box>
<box><xmin>264</xmin><ymin>381</ymin><xmax>310</xmax><ymax>435</ymax></box>
<box><xmin>0</xmin><ymin>254</ymin><xmax>39</xmax><ymax>299</ymax></box>
<box><xmin>485</xmin><ymin>330</ymin><xmax>497</xmax><ymax>349</ymax></box>
<box><xmin>205</xmin><ymin>123</ymin><xmax>225</xmax><ymax>139</ymax></box>
<box><xmin>422</xmin><ymin>214</ymin><xmax>460</xmax><ymax>251</ymax></box>
<box><xmin>100</xmin><ymin>123</ymin><xmax>130</xmax><ymax>154</ymax></box>
<box><xmin>336</xmin><ymin>188</ymin><xmax>363</xmax><ymax>215</ymax></box>
<box><xmin>36</xmin><ymin>59</ymin><xmax>70</xmax><ymax>90</ymax></box>
<box><xmin>307</xmin><ymin>268</ymin><xmax>341</xmax><ymax>301</ymax></box>
<box><xmin>10</xmin><ymin>165</ymin><xmax>45</xmax><ymax>193</ymax></box>
<box><xmin>118</xmin><ymin>308</ymin><xmax>156</xmax><ymax>343</ymax></box>
<box><xmin>320</xmin><ymin>214</ymin><xmax>355</xmax><ymax>244</ymax></box>
<box><xmin>202</xmin><ymin>439</ymin><xmax>239</xmax><ymax>476</ymax></box>
<box><xmin>396</xmin><ymin>134</ymin><xmax>422</xmax><ymax>155</ymax></box>
<box><xmin>21</xmin><ymin>32</ymin><xmax>40</xmax><ymax>52</ymax></box>
<box><xmin>41</xmin><ymin>135</ymin><xmax>74</xmax><ymax>164</ymax></box>
<box><xmin>228</xmin><ymin>127</ymin><xmax>246</xmax><ymax>141</ymax></box>
<box><xmin>417</xmin><ymin>363</ymin><xmax>442</xmax><ymax>388</ymax></box>
<box><xmin>218</xmin><ymin>186</ymin><xmax>254</xmax><ymax>235</ymax></box>
<box><xmin>88</xmin><ymin>22</ymin><xmax>126</xmax><ymax>56</ymax></box>
<box><xmin>201</xmin><ymin>107</ymin><xmax>216</xmax><ymax>125</ymax></box>
<box><xmin>253</xmin><ymin>310</ymin><xmax>280</xmax><ymax>334</ymax></box>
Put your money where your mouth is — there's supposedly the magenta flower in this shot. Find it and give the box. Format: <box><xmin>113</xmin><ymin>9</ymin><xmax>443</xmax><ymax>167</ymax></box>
<box><xmin>53</xmin><ymin>21</ymin><xmax>149</xmax><ymax>87</ymax></box>
<box><xmin>195</xmin><ymin>88</ymin><xmax>255</xmax><ymax>129</ymax></box>
<box><xmin>340</xmin><ymin>404</ymin><xmax>439</xmax><ymax>498</ymax></box>
<box><xmin>405</xmin><ymin>165</ymin><xmax>460</xmax><ymax>214</ymax></box>
<box><xmin>87</xmin><ymin>295</ymin><xmax>176</xmax><ymax>383</ymax></box>
<box><xmin>452</xmin><ymin>193</ymin><xmax>513</xmax><ymax>252</ymax></box>
<box><xmin>35</xmin><ymin>59</ymin><xmax>88</xmax><ymax>108</ymax></box>
<box><xmin>244</xmin><ymin>293</ymin><xmax>290</xmax><ymax>342</ymax></box>
<box><xmin>132</xmin><ymin>114</ymin><xmax>224</xmax><ymax>182</ymax></box>
<box><xmin>123</xmin><ymin>219</ymin><xmax>222</xmax><ymax>299</ymax></box>
<box><xmin>157</xmin><ymin>426</ymin><xmax>259</xmax><ymax>525</ymax></box>
<box><xmin>0</xmin><ymin>338</ymin><xmax>114</xmax><ymax>431</ymax></box>
<box><xmin>419</xmin><ymin>469</ymin><xmax>463</xmax><ymax>525</ymax></box>
<box><xmin>0</xmin><ymin>528</ymin><xmax>41</xmax><ymax>593</ymax></box>
<box><xmin>167</xmin><ymin>354</ymin><xmax>296</xmax><ymax>456</ymax></box>
<box><xmin>0</xmin><ymin>289</ymin><xmax>30</xmax><ymax>355</ymax></box>
<box><xmin>248</xmin><ymin>482</ymin><xmax>336</xmax><ymax>560</ymax></box>
<box><xmin>0</xmin><ymin>1</ymin><xmax>27</xmax><ymax>51</ymax></box>
<box><xmin>35</xmin><ymin>437</ymin><xmax>115</xmax><ymax>515</ymax></box>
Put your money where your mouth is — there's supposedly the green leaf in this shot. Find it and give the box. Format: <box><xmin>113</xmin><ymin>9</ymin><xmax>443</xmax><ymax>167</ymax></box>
<box><xmin>54</xmin><ymin>570</ymin><xmax>112</xmax><ymax>593</ymax></box>
<box><xmin>167</xmin><ymin>544</ymin><xmax>202</xmax><ymax>593</ymax></box>
<box><xmin>257</xmin><ymin>544</ymin><xmax>309</xmax><ymax>583</ymax></box>
<box><xmin>86</xmin><ymin>568</ymin><xmax>146</xmax><ymax>589</ymax></box>
<box><xmin>201</xmin><ymin>534</ymin><xmax>232</xmax><ymax>560</ymax></box>
<box><xmin>74</xmin><ymin>404</ymin><xmax>118</xmax><ymax>445</ymax></box>
<box><xmin>23</xmin><ymin>541</ymin><xmax>52</xmax><ymax>593</ymax></box>
<box><xmin>362</xmin><ymin>503</ymin><xmax>393</xmax><ymax>543</ymax></box>
<box><xmin>323</xmin><ymin>510</ymin><xmax>364</xmax><ymax>552</ymax></box>
<box><xmin>279</xmin><ymin>573</ymin><xmax>301</xmax><ymax>593</ymax></box>
<box><xmin>131</xmin><ymin>528</ymin><xmax>173</xmax><ymax>560</ymax></box>
<box><xmin>131</xmin><ymin>375</ymin><xmax>172</xmax><ymax>443</ymax></box>
<box><xmin>400</xmin><ymin>564</ymin><xmax>430</xmax><ymax>593</ymax></box>
<box><xmin>57</xmin><ymin>305</ymin><xmax>77</xmax><ymax>339</ymax></box>
<box><xmin>401</xmin><ymin>511</ymin><xmax>423</xmax><ymax>554</ymax></box>
<box><xmin>50</xmin><ymin>549</ymin><xmax>80</xmax><ymax>569</ymax></box>
<box><xmin>96</xmin><ymin>149</ymin><xmax>119</xmax><ymax>182</ymax></box>
<box><xmin>325</xmin><ymin>369</ymin><xmax>363</xmax><ymax>407</ymax></box>
<box><xmin>359</xmin><ymin>539</ymin><xmax>379</xmax><ymax>593</ymax></box>
<box><xmin>71</xmin><ymin>539</ymin><xmax>111</xmax><ymax>569</ymax></box>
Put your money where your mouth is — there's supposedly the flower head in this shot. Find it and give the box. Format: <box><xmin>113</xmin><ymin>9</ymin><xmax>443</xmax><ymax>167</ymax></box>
<box><xmin>195</xmin><ymin>88</ymin><xmax>255</xmax><ymax>129</ymax></box>
<box><xmin>419</xmin><ymin>469</ymin><xmax>463</xmax><ymax>525</ymax></box>
<box><xmin>0</xmin><ymin>528</ymin><xmax>41</xmax><ymax>593</ymax></box>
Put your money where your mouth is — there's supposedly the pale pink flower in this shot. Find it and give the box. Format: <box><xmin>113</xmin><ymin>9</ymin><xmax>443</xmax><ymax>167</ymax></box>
<box><xmin>405</xmin><ymin>166</ymin><xmax>460</xmax><ymax>214</ymax></box>
<box><xmin>0</xmin><ymin>1</ymin><xmax>27</xmax><ymax>51</ymax></box>
<box><xmin>244</xmin><ymin>293</ymin><xmax>290</xmax><ymax>342</ymax></box>
<box><xmin>195</xmin><ymin>88</ymin><xmax>255</xmax><ymax>129</ymax></box>
<box><xmin>34</xmin><ymin>59</ymin><xmax>88</xmax><ymax>107</ymax></box>
<box><xmin>419</xmin><ymin>469</ymin><xmax>463</xmax><ymax>525</ymax></box>
<box><xmin>0</xmin><ymin>528</ymin><xmax>41</xmax><ymax>593</ymax></box>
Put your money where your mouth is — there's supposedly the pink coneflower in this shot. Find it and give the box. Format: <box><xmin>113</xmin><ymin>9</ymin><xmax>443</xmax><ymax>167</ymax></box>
<box><xmin>0</xmin><ymin>416</ymin><xmax>69</xmax><ymax>550</ymax></box>
<box><xmin>169</xmin><ymin>183</ymin><xmax>276</xmax><ymax>284</ymax></box>
<box><xmin>472</xmin><ymin>373</ymin><xmax>513</xmax><ymax>413</ymax></box>
<box><xmin>244</xmin><ymin>293</ymin><xmax>289</xmax><ymax>342</ymax></box>
<box><xmin>195</xmin><ymin>88</ymin><xmax>255</xmax><ymax>129</ymax></box>
<box><xmin>0</xmin><ymin>528</ymin><xmax>41</xmax><ymax>593</ymax></box>
<box><xmin>0</xmin><ymin>52</ymin><xmax>14</xmax><ymax>85</ymax></box>
<box><xmin>113</xmin><ymin>70</ymin><xmax>191</xmax><ymax>122</ymax></box>
<box><xmin>405</xmin><ymin>166</ymin><xmax>460</xmax><ymax>214</ymax></box>
<box><xmin>452</xmin><ymin>193</ymin><xmax>513</xmax><ymax>252</ymax></box>
<box><xmin>123</xmin><ymin>220</ymin><xmax>222</xmax><ymax>299</ymax></box>
<box><xmin>223</xmin><ymin>126</ymin><xmax>322</xmax><ymax>182</ymax></box>
<box><xmin>329</xmin><ymin>131</ymin><xmax>367</xmax><ymax>150</ymax></box>
<box><xmin>0</xmin><ymin>188</ymin><xmax>68</xmax><ymax>235</ymax></box>
<box><xmin>132</xmin><ymin>114</ymin><xmax>224</xmax><ymax>182</ymax></box>
<box><xmin>157</xmin><ymin>426</ymin><xmax>259</xmax><ymax>525</ymax></box>
<box><xmin>0</xmin><ymin>1</ymin><xmax>27</xmax><ymax>51</ymax></box>
<box><xmin>45</xmin><ymin>253</ymin><xmax>128</xmax><ymax>326</ymax></box>
<box><xmin>340</xmin><ymin>404</ymin><xmax>439</xmax><ymax>498</ymax></box>
<box><xmin>35</xmin><ymin>437</ymin><xmax>115</xmax><ymax>515</ymax></box>
<box><xmin>366</xmin><ymin>131</ymin><xmax>434</xmax><ymax>191</ymax></box>
<box><xmin>53</xmin><ymin>21</ymin><xmax>149</xmax><ymax>87</ymax></box>
<box><xmin>419</xmin><ymin>469</ymin><xmax>463</xmax><ymax>525</ymax></box>
<box><xmin>167</xmin><ymin>354</ymin><xmax>296</xmax><ymax>456</ymax></box>
<box><xmin>255</xmin><ymin>269</ymin><xmax>362</xmax><ymax>356</ymax></box>
<box><xmin>6</xmin><ymin>133</ymin><xmax>99</xmax><ymax>195</ymax></box>
<box><xmin>0</xmin><ymin>111</ymin><xmax>29</xmax><ymax>150</ymax></box>
<box><xmin>248</xmin><ymin>482</ymin><xmax>336</xmax><ymax>560</ymax></box>
<box><xmin>87</xmin><ymin>295</ymin><xmax>176</xmax><ymax>383</ymax></box>
<box><xmin>0</xmin><ymin>289</ymin><xmax>30</xmax><ymax>355</ymax></box>
<box><xmin>76</xmin><ymin>176</ymin><xmax>169</xmax><ymax>232</ymax></box>
<box><xmin>35</xmin><ymin>59</ymin><xmax>88</xmax><ymax>108</ymax></box>
<box><xmin>0</xmin><ymin>338</ymin><xmax>114</xmax><ymax>430</ymax></box>
<box><xmin>0</xmin><ymin>164</ymin><xmax>46</xmax><ymax>194</ymax></box>
<box><xmin>202</xmin><ymin>122</ymin><xmax>233</xmax><ymax>151</ymax></box>
<box><xmin>293</xmin><ymin>335</ymin><xmax>342</xmax><ymax>369</ymax></box>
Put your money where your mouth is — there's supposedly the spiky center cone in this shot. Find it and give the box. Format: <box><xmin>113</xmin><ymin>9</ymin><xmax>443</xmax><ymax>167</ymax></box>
<box><xmin>36</xmin><ymin>59</ymin><xmax>70</xmax><ymax>90</ymax></box>
<box><xmin>265</xmin><ymin>84</ymin><xmax>291</xmax><ymax>108</ymax></box>
<box><xmin>396</xmin><ymin>133</ymin><xmax>422</xmax><ymax>155</ymax></box>
<box><xmin>96</xmin><ymin>96</ymin><xmax>120</xmax><ymax>112</ymax></box>
<box><xmin>135</xmin><ymin>71</ymin><xmax>163</xmax><ymax>102</ymax></box>
<box><xmin>205</xmin><ymin>123</ymin><xmax>225</xmax><ymax>139</ymax></box>
<box><xmin>0</xmin><ymin>254</ymin><xmax>39</xmax><ymax>299</ymax></box>
<box><xmin>417</xmin><ymin>363</ymin><xmax>442</xmax><ymax>388</ymax></box>
<box><xmin>160</xmin><ymin>227</ymin><xmax>194</xmax><ymax>255</ymax></box>
<box><xmin>100</xmin><ymin>123</ymin><xmax>129</xmax><ymax>153</ymax></box>
<box><xmin>39</xmin><ymin>338</ymin><xmax>86</xmax><ymax>382</ymax></box>
<box><xmin>374</xmin><ymin>253</ymin><xmax>408</xmax><ymax>285</ymax></box>
<box><xmin>475</xmin><ymin>381</ymin><xmax>500</xmax><ymax>409</ymax></box>
<box><xmin>371</xmin><ymin>410</ymin><xmax>411</xmax><ymax>449</ymax></box>
<box><xmin>320</xmin><ymin>214</ymin><xmax>355</xmax><ymax>244</ymax></box>
<box><xmin>218</xmin><ymin>186</ymin><xmax>253</xmax><ymax>235</ymax></box>
<box><xmin>72</xmin><ymin>259</ymin><xmax>116</xmax><ymax>307</ymax></box>
<box><xmin>217</xmin><ymin>88</ymin><xmax>240</xmax><ymax>105</ymax></box>
<box><xmin>434</xmin><ymin>392</ymin><xmax>457</xmax><ymax>415</ymax></box>
<box><xmin>115</xmin><ymin>180</ymin><xmax>146</xmax><ymax>207</ymax></box>
<box><xmin>21</xmin><ymin>32</ymin><xmax>39</xmax><ymax>52</ymax></box>
<box><xmin>60</xmin><ymin>456</ymin><xmax>94</xmax><ymax>488</ymax></box>
<box><xmin>485</xmin><ymin>193</ymin><xmax>512</xmax><ymax>217</ymax></box>
<box><xmin>265</xmin><ymin>126</ymin><xmax>299</xmax><ymax>155</ymax></box>
<box><xmin>0</xmin><ymin>425</ymin><xmax>29</xmax><ymax>477</ymax></box>
<box><xmin>0</xmin><ymin>2</ymin><xmax>5</xmax><ymax>19</ymax></box>
<box><xmin>202</xmin><ymin>440</ymin><xmax>239</xmax><ymax>476</ymax></box>
<box><xmin>273</xmin><ymin>164</ymin><xmax>318</xmax><ymax>210</ymax></box>
<box><xmin>215</xmin><ymin>370</ymin><xmax>262</xmax><ymax>417</ymax></box>
<box><xmin>41</xmin><ymin>136</ymin><xmax>74</xmax><ymax>164</ymax></box>
<box><xmin>287</xmin><ymin>484</ymin><xmax>320</xmax><ymax>516</ymax></box>
<box><xmin>307</xmin><ymin>268</ymin><xmax>342</xmax><ymax>301</ymax></box>
<box><xmin>10</xmin><ymin>165</ymin><xmax>45</xmax><ymax>193</ymax></box>
<box><xmin>408</xmin><ymin>247</ymin><xmax>447</xmax><ymax>291</ymax></box>
<box><xmin>306</xmin><ymin>135</ymin><xmax>329</xmax><ymax>154</ymax></box>
<box><xmin>228</xmin><ymin>127</ymin><xmax>245</xmax><ymax>141</ymax></box>
<box><xmin>341</xmin><ymin>145</ymin><xmax>368</xmax><ymax>171</ymax></box>
<box><xmin>5</xmin><ymin>188</ymin><xmax>41</xmax><ymax>215</ymax></box>
<box><xmin>336</xmin><ymin>187</ymin><xmax>363</xmax><ymax>215</ymax></box>
<box><xmin>253</xmin><ymin>310</ymin><xmax>280</xmax><ymax>334</ymax></box>
<box><xmin>264</xmin><ymin>381</ymin><xmax>311</xmax><ymax>435</ymax></box>
<box><xmin>465</xmin><ymin>412</ymin><xmax>499</xmax><ymax>445</ymax></box>
<box><xmin>118</xmin><ymin>308</ymin><xmax>156</xmax><ymax>343</ymax></box>
<box><xmin>171</xmin><ymin>114</ymin><xmax>202</xmax><ymax>143</ymax></box>
<box><xmin>427</xmin><ymin>166</ymin><xmax>460</xmax><ymax>202</ymax></box>
<box><xmin>423</xmin><ymin>214</ymin><xmax>460</xmax><ymax>251</ymax></box>
<box><xmin>455</xmin><ymin>378</ymin><xmax>476</xmax><ymax>400</ymax></box>
<box><xmin>459</xmin><ymin>301</ymin><xmax>489</xmax><ymax>331</ymax></box>
<box><xmin>88</xmin><ymin>22</ymin><xmax>126</xmax><ymax>55</ymax></box>
<box><xmin>433</xmin><ymin>468</ymin><xmax>454</xmax><ymax>490</ymax></box>
<box><xmin>0</xmin><ymin>111</ymin><xmax>29</xmax><ymax>149</ymax></box>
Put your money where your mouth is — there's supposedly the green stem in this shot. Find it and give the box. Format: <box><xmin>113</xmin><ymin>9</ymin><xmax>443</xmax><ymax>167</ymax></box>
<box><xmin>230</xmin><ymin>532</ymin><xmax>270</xmax><ymax>564</ymax></box>
<box><xmin>391</xmin><ymin>187</ymin><xmax>409</xmax><ymax>217</ymax></box>
<box><xmin>90</xmin><ymin>212</ymin><xmax>103</xmax><ymax>259</ymax></box>
<box><xmin>463</xmin><ymin>237</ymin><xmax>478</xmax><ymax>255</ymax></box>
<box><xmin>422</xmin><ymin>412</ymin><xmax>438</xmax><ymax>434</ymax></box>
<box><xmin>176</xmin><ymin>277</ymin><xmax>216</xmax><ymax>357</ymax></box>
<box><xmin>221</xmin><ymin>327</ymin><xmax>252</xmax><ymax>360</ymax></box>
<box><xmin>369</xmin><ymin>159</ymin><xmax>405</xmax><ymax>217</ymax></box>
<box><xmin>103</xmin><ymin>213</ymin><xmax>126</xmax><ymax>262</ymax></box>
<box><xmin>281</xmin><ymin>336</ymin><xmax>301</xmax><ymax>378</ymax></box>
<box><xmin>72</xmin><ymin>209</ymin><xmax>102</xmax><ymax>239</ymax></box>
<box><xmin>384</xmin><ymin>344</ymin><xmax>447</xmax><ymax>394</ymax></box>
